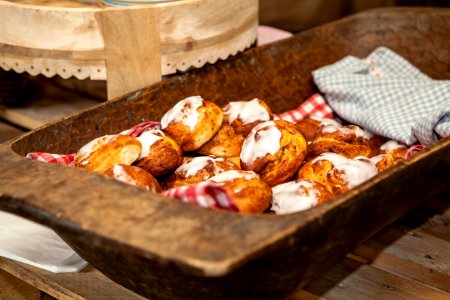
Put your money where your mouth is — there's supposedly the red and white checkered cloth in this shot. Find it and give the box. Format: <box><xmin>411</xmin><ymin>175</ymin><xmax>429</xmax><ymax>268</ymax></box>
<box><xmin>274</xmin><ymin>94</ymin><xmax>334</xmax><ymax>122</ymax></box>
<box><xmin>162</xmin><ymin>182</ymin><xmax>239</xmax><ymax>212</ymax></box>
<box><xmin>25</xmin><ymin>152</ymin><xmax>77</xmax><ymax>166</ymax></box>
<box><xmin>25</xmin><ymin>94</ymin><xmax>424</xmax><ymax>212</ymax></box>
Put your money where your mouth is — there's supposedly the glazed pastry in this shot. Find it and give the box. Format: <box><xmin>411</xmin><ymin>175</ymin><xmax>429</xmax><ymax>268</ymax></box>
<box><xmin>197</xmin><ymin>98</ymin><xmax>273</xmax><ymax>158</ymax></box>
<box><xmin>134</xmin><ymin>129</ymin><xmax>183</xmax><ymax>177</ymax></box>
<box><xmin>240</xmin><ymin>120</ymin><xmax>307</xmax><ymax>186</ymax></box>
<box><xmin>164</xmin><ymin>156</ymin><xmax>240</xmax><ymax>188</ymax></box>
<box><xmin>161</xmin><ymin>96</ymin><xmax>223</xmax><ymax>152</ymax></box>
<box><xmin>356</xmin><ymin>154</ymin><xmax>395</xmax><ymax>172</ymax></box>
<box><xmin>295</xmin><ymin>116</ymin><xmax>342</xmax><ymax>142</ymax></box>
<box><xmin>297</xmin><ymin>152</ymin><xmax>378</xmax><ymax>195</ymax></box>
<box><xmin>105</xmin><ymin>164</ymin><xmax>162</xmax><ymax>193</ymax></box>
<box><xmin>309</xmin><ymin>124</ymin><xmax>374</xmax><ymax>159</ymax></box>
<box><xmin>208</xmin><ymin>170</ymin><xmax>272</xmax><ymax>214</ymax></box>
<box><xmin>379</xmin><ymin>140</ymin><xmax>408</xmax><ymax>162</ymax></box>
<box><xmin>75</xmin><ymin>134</ymin><xmax>142</xmax><ymax>174</ymax></box>
<box><xmin>271</xmin><ymin>179</ymin><xmax>333</xmax><ymax>214</ymax></box>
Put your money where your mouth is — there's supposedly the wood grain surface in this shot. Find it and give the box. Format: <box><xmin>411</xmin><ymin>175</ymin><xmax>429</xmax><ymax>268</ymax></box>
<box><xmin>0</xmin><ymin>7</ymin><xmax>449</xmax><ymax>300</ymax></box>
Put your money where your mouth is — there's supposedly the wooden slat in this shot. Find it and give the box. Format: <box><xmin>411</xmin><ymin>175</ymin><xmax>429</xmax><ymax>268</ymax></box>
<box><xmin>353</xmin><ymin>196</ymin><xmax>450</xmax><ymax>292</ymax></box>
<box><xmin>0</xmin><ymin>269</ymin><xmax>41</xmax><ymax>300</ymax></box>
<box><xmin>0</xmin><ymin>120</ymin><xmax>26</xmax><ymax>143</ymax></box>
<box><xmin>287</xmin><ymin>289</ymin><xmax>326</xmax><ymax>300</ymax></box>
<box><xmin>0</xmin><ymin>258</ymin><xmax>144</xmax><ymax>300</ymax></box>
<box><xmin>0</xmin><ymin>81</ymin><xmax>100</xmax><ymax>130</ymax></box>
<box><xmin>300</xmin><ymin>258</ymin><xmax>450</xmax><ymax>300</ymax></box>
<box><xmin>97</xmin><ymin>7</ymin><xmax>161</xmax><ymax>100</ymax></box>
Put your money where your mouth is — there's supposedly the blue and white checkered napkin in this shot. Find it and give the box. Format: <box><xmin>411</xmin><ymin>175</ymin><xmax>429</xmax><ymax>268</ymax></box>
<box><xmin>312</xmin><ymin>47</ymin><xmax>450</xmax><ymax>146</ymax></box>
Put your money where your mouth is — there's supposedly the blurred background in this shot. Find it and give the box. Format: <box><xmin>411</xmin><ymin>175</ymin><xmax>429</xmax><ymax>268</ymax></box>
<box><xmin>260</xmin><ymin>0</ymin><xmax>450</xmax><ymax>32</ymax></box>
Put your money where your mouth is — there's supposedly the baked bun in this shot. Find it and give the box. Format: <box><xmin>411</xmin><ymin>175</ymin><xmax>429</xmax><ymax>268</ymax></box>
<box><xmin>240</xmin><ymin>120</ymin><xmax>307</xmax><ymax>186</ymax></box>
<box><xmin>161</xmin><ymin>96</ymin><xmax>223</xmax><ymax>152</ymax></box>
<box><xmin>196</xmin><ymin>123</ymin><xmax>244</xmax><ymax>159</ymax></box>
<box><xmin>164</xmin><ymin>156</ymin><xmax>239</xmax><ymax>188</ymax></box>
<box><xmin>134</xmin><ymin>129</ymin><xmax>183</xmax><ymax>176</ymax></box>
<box><xmin>75</xmin><ymin>134</ymin><xmax>141</xmax><ymax>174</ymax></box>
<box><xmin>310</xmin><ymin>124</ymin><xmax>374</xmax><ymax>159</ymax></box>
<box><xmin>105</xmin><ymin>164</ymin><xmax>162</xmax><ymax>193</ymax></box>
<box><xmin>208</xmin><ymin>170</ymin><xmax>272</xmax><ymax>214</ymax></box>
<box><xmin>297</xmin><ymin>152</ymin><xmax>378</xmax><ymax>195</ymax></box>
<box><xmin>295</xmin><ymin>116</ymin><xmax>342</xmax><ymax>142</ymax></box>
<box><xmin>379</xmin><ymin>140</ymin><xmax>407</xmax><ymax>162</ymax></box>
<box><xmin>271</xmin><ymin>179</ymin><xmax>333</xmax><ymax>214</ymax></box>
<box><xmin>357</xmin><ymin>154</ymin><xmax>395</xmax><ymax>172</ymax></box>
<box><xmin>197</xmin><ymin>98</ymin><xmax>273</xmax><ymax>158</ymax></box>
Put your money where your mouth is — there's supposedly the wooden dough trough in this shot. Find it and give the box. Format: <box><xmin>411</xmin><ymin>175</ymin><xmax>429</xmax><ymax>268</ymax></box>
<box><xmin>0</xmin><ymin>7</ymin><xmax>449</xmax><ymax>300</ymax></box>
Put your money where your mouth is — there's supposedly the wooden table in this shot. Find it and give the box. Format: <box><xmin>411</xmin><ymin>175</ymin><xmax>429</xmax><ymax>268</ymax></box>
<box><xmin>1</xmin><ymin>80</ymin><xmax>449</xmax><ymax>300</ymax></box>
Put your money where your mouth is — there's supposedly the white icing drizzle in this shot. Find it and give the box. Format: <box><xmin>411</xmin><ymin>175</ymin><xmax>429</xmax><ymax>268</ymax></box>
<box><xmin>160</xmin><ymin>96</ymin><xmax>203</xmax><ymax>131</ymax></box>
<box><xmin>208</xmin><ymin>170</ymin><xmax>259</xmax><ymax>183</ymax></box>
<box><xmin>320</xmin><ymin>125</ymin><xmax>373</xmax><ymax>139</ymax></box>
<box><xmin>224</xmin><ymin>98</ymin><xmax>270</xmax><ymax>125</ymax></box>
<box><xmin>271</xmin><ymin>180</ymin><xmax>320</xmax><ymax>214</ymax></box>
<box><xmin>313</xmin><ymin>152</ymin><xmax>378</xmax><ymax>188</ymax></box>
<box><xmin>240</xmin><ymin>121</ymin><xmax>281</xmax><ymax>165</ymax></box>
<box><xmin>310</xmin><ymin>115</ymin><xmax>342</xmax><ymax>128</ymax></box>
<box><xmin>136</xmin><ymin>129</ymin><xmax>163</xmax><ymax>160</ymax></box>
<box><xmin>368</xmin><ymin>154</ymin><xmax>387</xmax><ymax>165</ymax></box>
<box><xmin>320</xmin><ymin>125</ymin><xmax>340</xmax><ymax>134</ymax></box>
<box><xmin>77</xmin><ymin>134</ymin><xmax>118</xmax><ymax>164</ymax></box>
<box><xmin>112</xmin><ymin>164</ymin><xmax>139</xmax><ymax>187</ymax></box>
<box><xmin>175</xmin><ymin>156</ymin><xmax>225</xmax><ymax>178</ymax></box>
<box><xmin>352</xmin><ymin>126</ymin><xmax>374</xmax><ymax>139</ymax></box>
<box><xmin>380</xmin><ymin>140</ymin><xmax>406</xmax><ymax>151</ymax></box>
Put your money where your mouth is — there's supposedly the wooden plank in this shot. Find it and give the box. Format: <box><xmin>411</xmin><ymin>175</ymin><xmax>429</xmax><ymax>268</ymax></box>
<box><xmin>287</xmin><ymin>289</ymin><xmax>326</xmax><ymax>300</ymax></box>
<box><xmin>301</xmin><ymin>257</ymin><xmax>450</xmax><ymax>300</ymax></box>
<box><xmin>0</xmin><ymin>269</ymin><xmax>41</xmax><ymax>300</ymax></box>
<box><xmin>0</xmin><ymin>81</ymin><xmax>100</xmax><ymax>130</ymax></box>
<box><xmin>98</xmin><ymin>7</ymin><xmax>161</xmax><ymax>100</ymax></box>
<box><xmin>0</xmin><ymin>258</ymin><xmax>145</xmax><ymax>300</ymax></box>
<box><xmin>352</xmin><ymin>196</ymin><xmax>450</xmax><ymax>292</ymax></box>
<box><xmin>0</xmin><ymin>120</ymin><xmax>26</xmax><ymax>143</ymax></box>
<box><xmin>353</xmin><ymin>244</ymin><xmax>450</xmax><ymax>293</ymax></box>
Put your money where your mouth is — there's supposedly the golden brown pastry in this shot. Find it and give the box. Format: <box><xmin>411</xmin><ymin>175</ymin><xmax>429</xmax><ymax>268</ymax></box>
<box><xmin>356</xmin><ymin>154</ymin><xmax>395</xmax><ymax>172</ymax></box>
<box><xmin>240</xmin><ymin>120</ymin><xmax>307</xmax><ymax>186</ymax></box>
<box><xmin>164</xmin><ymin>156</ymin><xmax>240</xmax><ymax>188</ymax></box>
<box><xmin>271</xmin><ymin>179</ymin><xmax>333</xmax><ymax>214</ymax></box>
<box><xmin>161</xmin><ymin>96</ymin><xmax>223</xmax><ymax>152</ymax></box>
<box><xmin>75</xmin><ymin>134</ymin><xmax>141</xmax><ymax>174</ymax></box>
<box><xmin>297</xmin><ymin>152</ymin><xmax>378</xmax><ymax>196</ymax></box>
<box><xmin>196</xmin><ymin>123</ymin><xmax>244</xmax><ymax>159</ymax></box>
<box><xmin>295</xmin><ymin>116</ymin><xmax>342</xmax><ymax>142</ymax></box>
<box><xmin>379</xmin><ymin>140</ymin><xmax>408</xmax><ymax>162</ymax></box>
<box><xmin>134</xmin><ymin>129</ymin><xmax>183</xmax><ymax>177</ymax></box>
<box><xmin>197</xmin><ymin>98</ymin><xmax>273</xmax><ymax>158</ymax></box>
<box><xmin>309</xmin><ymin>124</ymin><xmax>374</xmax><ymax>159</ymax></box>
<box><xmin>105</xmin><ymin>164</ymin><xmax>162</xmax><ymax>193</ymax></box>
<box><xmin>208</xmin><ymin>170</ymin><xmax>272</xmax><ymax>214</ymax></box>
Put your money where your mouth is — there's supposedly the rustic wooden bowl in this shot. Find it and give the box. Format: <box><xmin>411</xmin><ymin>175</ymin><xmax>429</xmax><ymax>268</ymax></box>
<box><xmin>1</xmin><ymin>7</ymin><xmax>449</xmax><ymax>300</ymax></box>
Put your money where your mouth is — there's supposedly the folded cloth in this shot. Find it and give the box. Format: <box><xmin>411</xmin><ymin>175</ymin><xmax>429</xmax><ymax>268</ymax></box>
<box><xmin>312</xmin><ymin>47</ymin><xmax>450</xmax><ymax>146</ymax></box>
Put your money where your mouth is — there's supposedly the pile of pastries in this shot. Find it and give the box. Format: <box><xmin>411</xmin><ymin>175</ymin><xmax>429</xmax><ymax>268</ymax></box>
<box><xmin>74</xmin><ymin>96</ymin><xmax>408</xmax><ymax>214</ymax></box>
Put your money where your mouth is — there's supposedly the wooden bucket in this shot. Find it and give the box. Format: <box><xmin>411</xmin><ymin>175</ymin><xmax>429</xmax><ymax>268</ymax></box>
<box><xmin>0</xmin><ymin>0</ymin><xmax>258</xmax><ymax>98</ymax></box>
